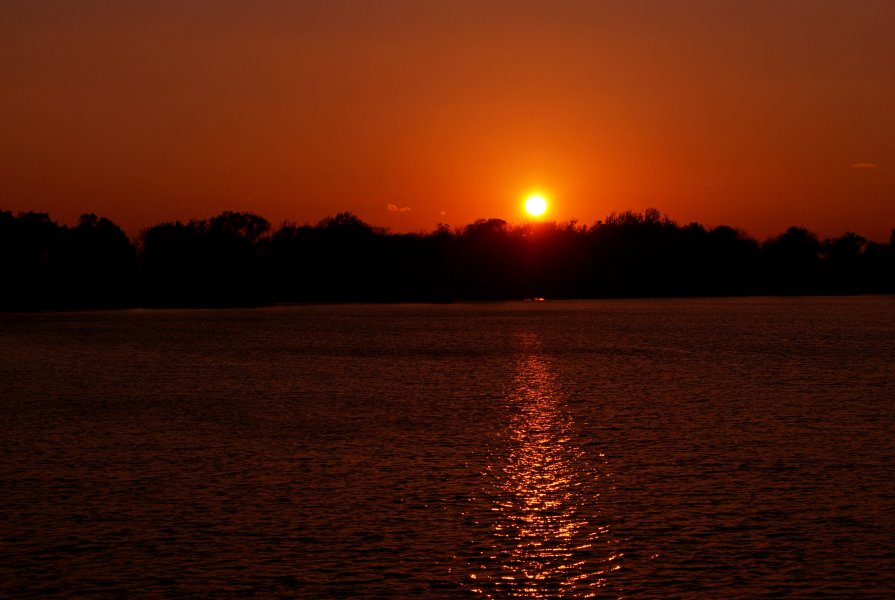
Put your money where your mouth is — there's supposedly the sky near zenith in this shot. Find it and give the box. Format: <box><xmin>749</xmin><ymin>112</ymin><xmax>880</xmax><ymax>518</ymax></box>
<box><xmin>2</xmin><ymin>0</ymin><xmax>894</xmax><ymax>240</ymax></box>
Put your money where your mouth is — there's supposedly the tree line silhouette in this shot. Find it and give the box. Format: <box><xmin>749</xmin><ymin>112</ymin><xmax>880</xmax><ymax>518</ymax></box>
<box><xmin>1</xmin><ymin>207</ymin><xmax>893</xmax><ymax>309</ymax></box>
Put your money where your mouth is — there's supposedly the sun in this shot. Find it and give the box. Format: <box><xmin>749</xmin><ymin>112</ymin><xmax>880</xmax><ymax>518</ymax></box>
<box><xmin>525</xmin><ymin>194</ymin><xmax>548</xmax><ymax>217</ymax></box>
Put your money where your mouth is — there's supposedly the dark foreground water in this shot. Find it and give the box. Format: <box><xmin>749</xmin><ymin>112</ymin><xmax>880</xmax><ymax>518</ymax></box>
<box><xmin>1</xmin><ymin>297</ymin><xmax>894</xmax><ymax>598</ymax></box>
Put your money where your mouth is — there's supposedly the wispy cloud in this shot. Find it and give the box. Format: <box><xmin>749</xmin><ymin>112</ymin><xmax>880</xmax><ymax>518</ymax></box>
<box><xmin>387</xmin><ymin>204</ymin><xmax>411</xmax><ymax>212</ymax></box>
<box><xmin>852</xmin><ymin>162</ymin><xmax>878</xmax><ymax>169</ymax></box>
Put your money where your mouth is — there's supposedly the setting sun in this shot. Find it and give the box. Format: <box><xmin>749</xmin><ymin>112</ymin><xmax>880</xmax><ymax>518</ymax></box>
<box><xmin>525</xmin><ymin>195</ymin><xmax>548</xmax><ymax>217</ymax></box>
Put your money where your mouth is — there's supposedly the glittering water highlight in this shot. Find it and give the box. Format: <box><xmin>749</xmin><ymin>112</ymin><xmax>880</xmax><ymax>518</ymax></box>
<box><xmin>464</xmin><ymin>333</ymin><xmax>622</xmax><ymax>598</ymax></box>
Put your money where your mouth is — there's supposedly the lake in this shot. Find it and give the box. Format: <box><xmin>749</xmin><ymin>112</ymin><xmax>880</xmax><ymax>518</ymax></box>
<box><xmin>1</xmin><ymin>297</ymin><xmax>893</xmax><ymax>597</ymax></box>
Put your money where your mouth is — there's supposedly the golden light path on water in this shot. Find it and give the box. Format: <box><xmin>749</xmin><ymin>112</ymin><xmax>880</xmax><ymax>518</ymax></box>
<box><xmin>465</xmin><ymin>333</ymin><xmax>623</xmax><ymax>598</ymax></box>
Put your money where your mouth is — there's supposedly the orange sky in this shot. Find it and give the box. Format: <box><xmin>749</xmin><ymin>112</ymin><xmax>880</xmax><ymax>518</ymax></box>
<box><xmin>2</xmin><ymin>1</ymin><xmax>894</xmax><ymax>241</ymax></box>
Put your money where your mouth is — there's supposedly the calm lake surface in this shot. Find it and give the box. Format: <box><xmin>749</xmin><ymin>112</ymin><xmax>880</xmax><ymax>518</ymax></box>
<box><xmin>1</xmin><ymin>297</ymin><xmax>894</xmax><ymax>598</ymax></box>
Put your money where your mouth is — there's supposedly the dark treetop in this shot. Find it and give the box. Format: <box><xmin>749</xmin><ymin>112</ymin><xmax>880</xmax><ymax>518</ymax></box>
<box><xmin>2</xmin><ymin>208</ymin><xmax>893</xmax><ymax>310</ymax></box>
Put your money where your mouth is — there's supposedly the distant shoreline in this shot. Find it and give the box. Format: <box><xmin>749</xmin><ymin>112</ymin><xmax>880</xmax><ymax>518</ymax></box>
<box><xmin>5</xmin><ymin>293</ymin><xmax>895</xmax><ymax>315</ymax></box>
<box><xmin>3</xmin><ymin>208</ymin><xmax>893</xmax><ymax>311</ymax></box>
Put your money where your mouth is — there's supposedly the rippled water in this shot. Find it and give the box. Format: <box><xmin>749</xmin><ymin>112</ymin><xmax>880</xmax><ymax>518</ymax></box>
<box><xmin>1</xmin><ymin>297</ymin><xmax>894</xmax><ymax>598</ymax></box>
<box><xmin>462</xmin><ymin>334</ymin><xmax>622</xmax><ymax>598</ymax></box>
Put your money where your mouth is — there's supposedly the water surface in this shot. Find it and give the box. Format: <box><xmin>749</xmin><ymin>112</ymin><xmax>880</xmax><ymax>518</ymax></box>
<box><xmin>1</xmin><ymin>297</ymin><xmax>893</xmax><ymax>597</ymax></box>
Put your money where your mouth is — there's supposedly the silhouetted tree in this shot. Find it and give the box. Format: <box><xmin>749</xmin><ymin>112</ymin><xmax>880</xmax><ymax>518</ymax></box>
<box><xmin>702</xmin><ymin>225</ymin><xmax>761</xmax><ymax>295</ymax></box>
<box><xmin>139</xmin><ymin>211</ymin><xmax>269</xmax><ymax>306</ymax></box>
<box><xmin>455</xmin><ymin>219</ymin><xmax>521</xmax><ymax>299</ymax></box>
<box><xmin>205</xmin><ymin>211</ymin><xmax>270</xmax><ymax>302</ymax></box>
<box><xmin>56</xmin><ymin>213</ymin><xmax>136</xmax><ymax>307</ymax></box>
<box><xmin>820</xmin><ymin>231</ymin><xmax>867</xmax><ymax>293</ymax></box>
<box><xmin>2</xmin><ymin>206</ymin><xmax>893</xmax><ymax>309</ymax></box>
<box><xmin>313</xmin><ymin>212</ymin><xmax>382</xmax><ymax>300</ymax></box>
<box><xmin>586</xmin><ymin>208</ymin><xmax>679</xmax><ymax>296</ymax></box>
<box><xmin>0</xmin><ymin>211</ymin><xmax>137</xmax><ymax>309</ymax></box>
<box><xmin>0</xmin><ymin>212</ymin><xmax>61</xmax><ymax>308</ymax></box>
<box><xmin>266</xmin><ymin>222</ymin><xmax>317</xmax><ymax>301</ymax></box>
<box><xmin>762</xmin><ymin>226</ymin><xmax>821</xmax><ymax>294</ymax></box>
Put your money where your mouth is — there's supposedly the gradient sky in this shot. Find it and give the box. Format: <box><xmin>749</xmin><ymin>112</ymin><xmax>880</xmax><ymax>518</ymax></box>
<box><xmin>3</xmin><ymin>0</ymin><xmax>894</xmax><ymax>240</ymax></box>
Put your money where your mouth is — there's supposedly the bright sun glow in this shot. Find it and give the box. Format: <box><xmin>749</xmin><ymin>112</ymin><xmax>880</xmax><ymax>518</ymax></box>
<box><xmin>525</xmin><ymin>195</ymin><xmax>548</xmax><ymax>217</ymax></box>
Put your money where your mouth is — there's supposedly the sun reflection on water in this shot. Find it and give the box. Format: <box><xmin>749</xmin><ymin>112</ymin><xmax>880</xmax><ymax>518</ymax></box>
<box><xmin>464</xmin><ymin>334</ymin><xmax>622</xmax><ymax>598</ymax></box>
